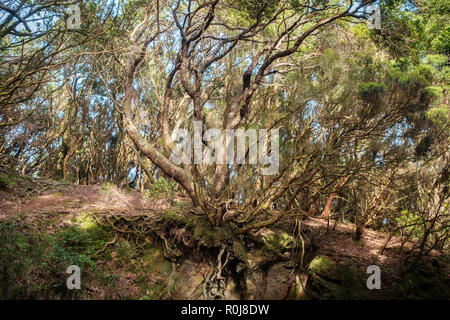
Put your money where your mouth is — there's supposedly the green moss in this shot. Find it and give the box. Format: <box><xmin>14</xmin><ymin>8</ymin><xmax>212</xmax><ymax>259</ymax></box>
<box><xmin>260</xmin><ymin>230</ymin><xmax>295</xmax><ymax>253</ymax></box>
<box><xmin>145</xmin><ymin>279</ymin><xmax>167</xmax><ymax>299</ymax></box>
<box><xmin>130</xmin><ymin>246</ymin><xmax>173</xmax><ymax>298</ymax></box>
<box><xmin>140</xmin><ymin>246</ymin><xmax>171</xmax><ymax>277</ymax></box>
<box><xmin>0</xmin><ymin>206</ymin><xmax>182</xmax><ymax>299</ymax></box>
<box><xmin>160</xmin><ymin>211</ymin><xmax>234</xmax><ymax>246</ymax></box>
<box><xmin>193</xmin><ymin>218</ymin><xmax>215</xmax><ymax>243</ymax></box>
<box><xmin>233</xmin><ymin>240</ymin><xmax>247</xmax><ymax>261</ymax></box>
<box><xmin>309</xmin><ymin>256</ymin><xmax>333</xmax><ymax>275</ymax></box>
<box><xmin>73</xmin><ymin>212</ymin><xmax>98</xmax><ymax>230</ymax></box>
<box><xmin>161</xmin><ymin>209</ymin><xmax>189</xmax><ymax>225</ymax></box>
<box><xmin>307</xmin><ymin>256</ymin><xmax>367</xmax><ymax>300</ymax></box>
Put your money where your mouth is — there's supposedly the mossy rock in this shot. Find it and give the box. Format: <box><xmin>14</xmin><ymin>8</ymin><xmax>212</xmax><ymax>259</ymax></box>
<box><xmin>141</xmin><ymin>247</ymin><xmax>172</xmax><ymax>275</ymax></box>
<box><xmin>398</xmin><ymin>258</ymin><xmax>450</xmax><ymax>299</ymax></box>
<box><xmin>260</xmin><ymin>229</ymin><xmax>296</xmax><ymax>254</ymax></box>
<box><xmin>306</xmin><ymin>256</ymin><xmax>367</xmax><ymax>299</ymax></box>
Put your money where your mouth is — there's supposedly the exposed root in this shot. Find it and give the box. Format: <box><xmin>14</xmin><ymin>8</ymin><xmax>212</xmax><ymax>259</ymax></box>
<box><xmin>95</xmin><ymin>234</ymin><xmax>117</xmax><ymax>255</ymax></box>
<box><xmin>203</xmin><ymin>244</ymin><xmax>231</xmax><ymax>299</ymax></box>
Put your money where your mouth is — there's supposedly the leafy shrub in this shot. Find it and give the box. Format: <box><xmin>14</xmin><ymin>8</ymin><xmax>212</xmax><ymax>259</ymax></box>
<box><xmin>0</xmin><ymin>174</ymin><xmax>16</xmax><ymax>189</ymax></box>
<box><xmin>145</xmin><ymin>177</ymin><xmax>178</xmax><ymax>199</ymax></box>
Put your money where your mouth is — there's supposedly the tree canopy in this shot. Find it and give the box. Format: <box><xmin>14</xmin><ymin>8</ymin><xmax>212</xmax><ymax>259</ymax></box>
<box><xmin>1</xmin><ymin>0</ymin><xmax>448</xmax><ymax>257</ymax></box>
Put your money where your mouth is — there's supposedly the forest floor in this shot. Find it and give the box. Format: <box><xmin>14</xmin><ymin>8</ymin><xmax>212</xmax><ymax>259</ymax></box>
<box><xmin>0</xmin><ymin>173</ymin><xmax>448</xmax><ymax>299</ymax></box>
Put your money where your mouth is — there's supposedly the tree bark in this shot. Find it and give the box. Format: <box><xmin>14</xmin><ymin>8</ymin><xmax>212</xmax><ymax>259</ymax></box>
<box><xmin>321</xmin><ymin>173</ymin><xmax>351</xmax><ymax>218</ymax></box>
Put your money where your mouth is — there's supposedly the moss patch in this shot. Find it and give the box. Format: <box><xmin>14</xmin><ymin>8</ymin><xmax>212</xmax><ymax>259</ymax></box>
<box><xmin>306</xmin><ymin>256</ymin><xmax>367</xmax><ymax>299</ymax></box>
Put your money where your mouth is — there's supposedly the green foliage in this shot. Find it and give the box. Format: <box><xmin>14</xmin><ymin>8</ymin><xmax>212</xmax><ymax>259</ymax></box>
<box><xmin>425</xmin><ymin>54</ymin><xmax>448</xmax><ymax>69</ymax></box>
<box><xmin>0</xmin><ymin>174</ymin><xmax>16</xmax><ymax>189</ymax></box>
<box><xmin>426</xmin><ymin>104</ymin><xmax>449</xmax><ymax>126</ymax></box>
<box><xmin>0</xmin><ymin>220</ymin><xmax>51</xmax><ymax>298</ymax></box>
<box><xmin>358</xmin><ymin>82</ymin><xmax>386</xmax><ymax>101</ymax></box>
<box><xmin>50</xmin><ymin>225</ymin><xmax>108</xmax><ymax>272</ymax></box>
<box><xmin>145</xmin><ymin>177</ymin><xmax>178</xmax><ymax>199</ymax></box>
<box><xmin>228</xmin><ymin>0</ymin><xmax>278</xmax><ymax>21</ymax></box>
<box><xmin>395</xmin><ymin>210</ymin><xmax>425</xmax><ymax>239</ymax></box>
<box><xmin>431</xmin><ymin>26</ymin><xmax>450</xmax><ymax>55</ymax></box>
<box><xmin>0</xmin><ymin>212</ymin><xmax>114</xmax><ymax>299</ymax></box>
<box><xmin>100</xmin><ymin>182</ymin><xmax>113</xmax><ymax>194</ymax></box>
<box><xmin>0</xmin><ymin>0</ymin><xmax>448</xmax><ymax>300</ymax></box>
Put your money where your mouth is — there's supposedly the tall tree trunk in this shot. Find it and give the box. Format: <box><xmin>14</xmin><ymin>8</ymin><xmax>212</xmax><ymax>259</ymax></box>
<box><xmin>321</xmin><ymin>173</ymin><xmax>351</xmax><ymax>218</ymax></box>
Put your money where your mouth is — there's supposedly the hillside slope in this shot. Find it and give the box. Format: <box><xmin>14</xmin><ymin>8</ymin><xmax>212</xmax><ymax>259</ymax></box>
<box><xmin>0</xmin><ymin>174</ymin><xmax>448</xmax><ymax>299</ymax></box>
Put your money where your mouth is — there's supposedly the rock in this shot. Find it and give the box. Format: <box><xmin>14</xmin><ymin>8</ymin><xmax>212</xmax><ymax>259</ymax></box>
<box><xmin>223</xmin><ymin>279</ymin><xmax>241</xmax><ymax>299</ymax></box>
<box><xmin>305</xmin><ymin>255</ymin><xmax>366</xmax><ymax>299</ymax></box>
<box><xmin>263</xmin><ymin>262</ymin><xmax>293</xmax><ymax>299</ymax></box>
<box><xmin>173</xmin><ymin>260</ymin><xmax>205</xmax><ymax>299</ymax></box>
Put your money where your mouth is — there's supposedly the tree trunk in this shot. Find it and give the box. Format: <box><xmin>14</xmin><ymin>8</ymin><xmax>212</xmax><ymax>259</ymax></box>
<box><xmin>321</xmin><ymin>190</ymin><xmax>339</xmax><ymax>218</ymax></box>
<box><xmin>353</xmin><ymin>220</ymin><xmax>365</xmax><ymax>241</ymax></box>
<box><xmin>320</xmin><ymin>173</ymin><xmax>352</xmax><ymax>218</ymax></box>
